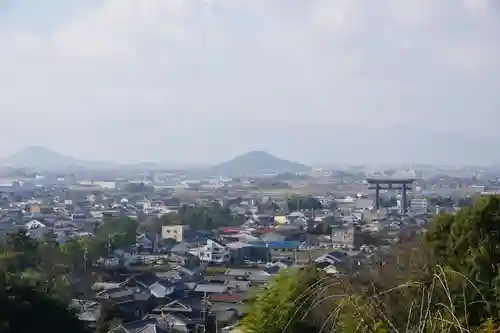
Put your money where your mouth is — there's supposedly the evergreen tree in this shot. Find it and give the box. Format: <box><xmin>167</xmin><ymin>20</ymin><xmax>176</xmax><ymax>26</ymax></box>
<box><xmin>0</xmin><ymin>275</ymin><xmax>89</xmax><ymax>333</ymax></box>
<box><xmin>242</xmin><ymin>266</ymin><xmax>321</xmax><ymax>333</ymax></box>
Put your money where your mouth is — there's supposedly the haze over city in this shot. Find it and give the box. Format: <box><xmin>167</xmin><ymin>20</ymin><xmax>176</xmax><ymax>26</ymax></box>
<box><xmin>4</xmin><ymin>2</ymin><xmax>500</xmax><ymax>332</ymax></box>
<box><xmin>1</xmin><ymin>0</ymin><xmax>499</xmax><ymax>166</ymax></box>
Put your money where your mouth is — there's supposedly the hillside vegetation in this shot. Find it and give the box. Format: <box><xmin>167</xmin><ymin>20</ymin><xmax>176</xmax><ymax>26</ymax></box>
<box><xmin>242</xmin><ymin>195</ymin><xmax>500</xmax><ymax>333</ymax></box>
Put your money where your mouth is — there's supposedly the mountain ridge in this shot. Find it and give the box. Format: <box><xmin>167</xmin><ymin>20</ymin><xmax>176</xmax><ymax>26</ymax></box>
<box><xmin>211</xmin><ymin>151</ymin><xmax>311</xmax><ymax>176</ymax></box>
<box><xmin>2</xmin><ymin>146</ymin><xmax>85</xmax><ymax>170</ymax></box>
<box><xmin>0</xmin><ymin>146</ymin><xmax>162</xmax><ymax>170</ymax></box>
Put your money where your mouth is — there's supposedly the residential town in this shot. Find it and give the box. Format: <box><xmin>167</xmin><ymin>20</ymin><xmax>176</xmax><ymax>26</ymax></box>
<box><xmin>0</xmin><ymin>153</ymin><xmax>496</xmax><ymax>333</ymax></box>
<box><xmin>1</xmin><ymin>2</ymin><xmax>498</xmax><ymax>331</ymax></box>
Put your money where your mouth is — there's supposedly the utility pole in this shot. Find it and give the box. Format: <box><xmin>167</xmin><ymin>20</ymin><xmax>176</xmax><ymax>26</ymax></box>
<box><xmin>83</xmin><ymin>249</ymin><xmax>88</xmax><ymax>275</ymax></box>
<box><xmin>199</xmin><ymin>291</ymin><xmax>207</xmax><ymax>333</ymax></box>
<box><xmin>108</xmin><ymin>234</ymin><xmax>113</xmax><ymax>255</ymax></box>
<box><xmin>308</xmin><ymin>243</ymin><xmax>312</xmax><ymax>262</ymax></box>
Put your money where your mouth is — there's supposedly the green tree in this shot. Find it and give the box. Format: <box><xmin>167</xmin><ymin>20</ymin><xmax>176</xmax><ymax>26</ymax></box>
<box><xmin>0</xmin><ymin>276</ymin><xmax>89</xmax><ymax>333</ymax></box>
<box><xmin>122</xmin><ymin>182</ymin><xmax>154</xmax><ymax>194</ymax></box>
<box><xmin>425</xmin><ymin>195</ymin><xmax>500</xmax><ymax>326</ymax></box>
<box><xmin>287</xmin><ymin>196</ymin><xmax>322</xmax><ymax>212</ymax></box>
<box><xmin>60</xmin><ymin>239</ymin><xmax>87</xmax><ymax>274</ymax></box>
<box><xmin>165</xmin><ymin>203</ymin><xmax>245</xmax><ymax>230</ymax></box>
<box><xmin>35</xmin><ymin>236</ymin><xmax>73</xmax><ymax>301</ymax></box>
<box><xmin>258</xmin><ymin>198</ymin><xmax>281</xmax><ymax>213</ymax></box>
<box><xmin>138</xmin><ymin>216</ymin><xmax>162</xmax><ymax>235</ymax></box>
<box><xmin>275</xmin><ymin>196</ymin><xmax>500</xmax><ymax>333</ymax></box>
<box><xmin>2</xmin><ymin>230</ymin><xmax>39</xmax><ymax>272</ymax></box>
<box><xmin>94</xmin><ymin>216</ymin><xmax>138</xmax><ymax>253</ymax></box>
<box><xmin>159</xmin><ymin>212</ymin><xmax>179</xmax><ymax>226</ymax></box>
<box><xmin>321</xmin><ymin>215</ymin><xmax>340</xmax><ymax>234</ymax></box>
<box><xmin>238</xmin><ymin>194</ymin><xmax>500</xmax><ymax>332</ymax></box>
<box><xmin>0</xmin><ymin>231</ymin><xmax>73</xmax><ymax>301</ymax></box>
<box><xmin>241</xmin><ymin>266</ymin><xmax>321</xmax><ymax>333</ymax></box>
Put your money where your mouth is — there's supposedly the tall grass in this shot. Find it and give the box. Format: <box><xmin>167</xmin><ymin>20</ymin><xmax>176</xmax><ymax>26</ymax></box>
<box><xmin>284</xmin><ymin>265</ymin><xmax>490</xmax><ymax>333</ymax></box>
<box><xmin>242</xmin><ymin>264</ymin><xmax>493</xmax><ymax>333</ymax></box>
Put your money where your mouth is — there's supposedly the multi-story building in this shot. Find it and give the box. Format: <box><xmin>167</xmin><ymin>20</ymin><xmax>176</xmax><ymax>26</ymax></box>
<box><xmin>161</xmin><ymin>225</ymin><xmax>190</xmax><ymax>242</ymax></box>
<box><xmin>410</xmin><ymin>197</ymin><xmax>428</xmax><ymax>213</ymax></box>
<box><xmin>198</xmin><ymin>239</ymin><xmax>231</xmax><ymax>264</ymax></box>
<box><xmin>331</xmin><ymin>226</ymin><xmax>360</xmax><ymax>249</ymax></box>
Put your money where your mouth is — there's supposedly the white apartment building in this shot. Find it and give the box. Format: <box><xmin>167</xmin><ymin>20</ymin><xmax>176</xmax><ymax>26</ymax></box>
<box><xmin>198</xmin><ymin>239</ymin><xmax>231</xmax><ymax>264</ymax></box>
<box><xmin>410</xmin><ymin>197</ymin><xmax>428</xmax><ymax>213</ymax></box>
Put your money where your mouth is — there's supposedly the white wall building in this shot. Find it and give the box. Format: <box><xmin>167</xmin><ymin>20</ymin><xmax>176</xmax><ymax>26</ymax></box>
<box><xmin>198</xmin><ymin>239</ymin><xmax>231</xmax><ymax>264</ymax></box>
<box><xmin>410</xmin><ymin>197</ymin><xmax>428</xmax><ymax>213</ymax></box>
<box><xmin>162</xmin><ymin>225</ymin><xmax>189</xmax><ymax>242</ymax></box>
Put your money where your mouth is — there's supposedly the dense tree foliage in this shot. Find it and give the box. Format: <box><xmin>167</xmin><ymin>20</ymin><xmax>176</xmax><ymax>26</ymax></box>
<box><xmin>424</xmin><ymin>195</ymin><xmax>500</xmax><ymax>325</ymax></box>
<box><xmin>333</xmin><ymin>196</ymin><xmax>500</xmax><ymax>331</ymax></box>
<box><xmin>287</xmin><ymin>195</ymin><xmax>322</xmax><ymax>211</ymax></box>
<box><xmin>243</xmin><ymin>195</ymin><xmax>500</xmax><ymax>333</ymax></box>
<box><xmin>96</xmin><ymin>216</ymin><xmax>137</xmax><ymax>251</ymax></box>
<box><xmin>122</xmin><ymin>182</ymin><xmax>154</xmax><ymax>194</ymax></box>
<box><xmin>257</xmin><ymin>198</ymin><xmax>281</xmax><ymax>213</ymax></box>
<box><xmin>241</xmin><ymin>266</ymin><xmax>321</xmax><ymax>333</ymax></box>
<box><xmin>427</xmin><ymin>195</ymin><xmax>475</xmax><ymax>208</ymax></box>
<box><xmin>0</xmin><ymin>217</ymin><xmax>137</xmax><ymax>297</ymax></box>
<box><xmin>0</xmin><ymin>276</ymin><xmax>89</xmax><ymax>333</ymax></box>
<box><xmin>159</xmin><ymin>203</ymin><xmax>245</xmax><ymax>230</ymax></box>
<box><xmin>137</xmin><ymin>216</ymin><xmax>162</xmax><ymax>235</ymax></box>
<box><xmin>0</xmin><ymin>232</ymin><xmax>91</xmax><ymax>333</ymax></box>
<box><xmin>0</xmin><ymin>215</ymin><xmax>142</xmax><ymax>333</ymax></box>
<box><xmin>0</xmin><ymin>230</ymin><xmax>73</xmax><ymax>301</ymax></box>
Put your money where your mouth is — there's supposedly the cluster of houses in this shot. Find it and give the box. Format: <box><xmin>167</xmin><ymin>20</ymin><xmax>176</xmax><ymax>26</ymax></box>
<box><xmin>0</xmin><ymin>187</ymin><xmax>429</xmax><ymax>269</ymax></box>
<box><xmin>0</xmin><ymin>177</ymin><xmax>437</xmax><ymax>332</ymax></box>
<box><xmin>71</xmin><ymin>265</ymin><xmax>276</xmax><ymax>333</ymax></box>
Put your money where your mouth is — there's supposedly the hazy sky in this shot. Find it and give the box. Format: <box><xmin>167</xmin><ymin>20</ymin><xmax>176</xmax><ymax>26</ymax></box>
<box><xmin>1</xmin><ymin>0</ymin><xmax>499</xmax><ymax>166</ymax></box>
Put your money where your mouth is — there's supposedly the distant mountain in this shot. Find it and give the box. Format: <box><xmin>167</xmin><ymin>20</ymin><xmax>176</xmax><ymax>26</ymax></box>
<box><xmin>1</xmin><ymin>146</ymin><xmax>117</xmax><ymax>170</ymax></box>
<box><xmin>3</xmin><ymin>146</ymin><xmax>81</xmax><ymax>170</ymax></box>
<box><xmin>211</xmin><ymin>151</ymin><xmax>311</xmax><ymax>176</ymax></box>
<box><xmin>1</xmin><ymin>146</ymin><xmax>177</xmax><ymax>171</ymax></box>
